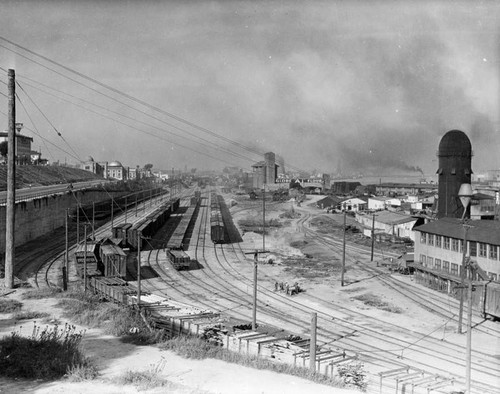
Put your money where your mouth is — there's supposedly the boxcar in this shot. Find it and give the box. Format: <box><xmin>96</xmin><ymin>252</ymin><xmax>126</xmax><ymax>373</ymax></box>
<box><xmin>74</xmin><ymin>242</ymin><xmax>102</xmax><ymax>277</ymax></box>
<box><xmin>166</xmin><ymin>249</ymin><xmax>191</xmax><ymax>270</ymax></box>
<box><xmin>100</xmin><ymin>244</ymin><xmax>127</xmax><ymax>278</ymax></box>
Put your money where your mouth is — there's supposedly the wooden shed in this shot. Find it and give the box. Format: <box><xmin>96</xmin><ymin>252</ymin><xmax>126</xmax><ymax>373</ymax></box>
<box><xmin>99</xmin><ymin>244</ymin><xmax>127</xmax><ymax>278</ymax></box>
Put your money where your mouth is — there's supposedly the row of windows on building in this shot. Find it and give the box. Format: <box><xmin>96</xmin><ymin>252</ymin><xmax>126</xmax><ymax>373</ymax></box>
<box><xmin>420</xmin><ymin>232</ymin><xmax>498</xmax><ymax>260</ymax></box>
<box><xmin>419</xmin><ymin>255</ymin><xmax>498</xmax><ymax>282</ymax></box>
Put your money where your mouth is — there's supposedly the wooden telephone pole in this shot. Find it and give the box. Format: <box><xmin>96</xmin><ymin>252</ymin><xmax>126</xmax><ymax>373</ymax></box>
<box><xmin>244</xmin><ymin>249</ymin><xmax>269</xmax><ymax>330</ymax></box>
<box><xmin>4</xmin><ymin>69</ymin><xmax>16</xmax><ymax>289</ymax></box>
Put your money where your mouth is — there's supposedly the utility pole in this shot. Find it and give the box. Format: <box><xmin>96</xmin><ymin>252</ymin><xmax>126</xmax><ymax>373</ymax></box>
<box><xmin>458</xmin><ymin>225</ymin><xmax>470</xmax><ymax>333</ymax></box>
<box><xmin>135</xmin><ymin>193</ymin><xmax>138</xmax><ymax>216</ymax></box>
<box><xmin>83</xmin><ymin>226</ymin><xmax>87</xmax><ymax>293</ymax></box>
<box><xmin>4</xmin><ymin>69</ymin><xmax>16</xmax><ymax>288</ymax></box>
<box><xmin>63</xmin><ymin>208</ymin><xmax>69</xmax><ymax>291</ymax></box>
<box><xmin>244</xmin><ymin>249</ymin><xmax>269</xmax><ymax>330</ymax></box>
<box><xmin>370</xmin><ymin>213</ymin><xmax>375</xmax><ymax>261</ymax></box>
<box><xmin>110</xmin><ymin>198</ymin><xmax>114</xmax><ymax>229</ymax></box>
<box><xmin>262</xmin><ymin>187</ymin><xmax>266</xmax><ymax>252</ymax></box>
<box><xmin>341</xmin><ymin>211</ymin><xmax>346</xmax><ymax>286</ymax></box>
<box><xmin>92</xmin><ymin>202</ymin><xmax>95</xmax><ymax>240</ymax></box>
<box><xmin>124</xmin><ymin>196</ymin><xmax>128</xmax><ymax>223</ymax></box>
<box><xmin>137</xmin><ymin>234</ymin><xmax>141</xmax><ymax>308</ymax></box>
<box><xmin>76</xmin><ymin>204</ymin><xmax>80</xmax><ymax>244</ymax></box>
<box><xmin>466</xmin><ymin>266</ymin><xmax>473</xmax><ymax>394</ymax></box>
<box><xmin>310</xmin><ymin>312</ymin><xmax>317</xmax><ymax>372</ymax></box>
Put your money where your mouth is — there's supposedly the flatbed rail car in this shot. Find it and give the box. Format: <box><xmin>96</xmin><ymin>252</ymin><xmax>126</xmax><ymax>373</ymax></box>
<box><xmin>166</xmin><ymin>249</ymin><xmax>191</xmax><ymax>270</ymax></box>
<box><xmin>90</xmin><ymin>276</ymin><xmax>140</xmax><ymax>305</ymax></box>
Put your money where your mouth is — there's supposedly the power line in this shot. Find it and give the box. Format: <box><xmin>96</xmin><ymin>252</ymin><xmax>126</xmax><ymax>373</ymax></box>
<box><xmin>0</xmin><ymin>40</ymin><xmax>308</xmax><ymax>174</ymax></box>
<box><xmin>0</xmin><ymin>36</ymin><xmax>266</xmax><ymax>157</ymax></box>
<box><xmin>16</xmin><ymin>81</ymin><xmax>82</xmax><ymax>161</ymax></box>
<box><xmin>17</xmin><ymin>75</ymin><xmax>258</xmax><ymax>165</ymax></box>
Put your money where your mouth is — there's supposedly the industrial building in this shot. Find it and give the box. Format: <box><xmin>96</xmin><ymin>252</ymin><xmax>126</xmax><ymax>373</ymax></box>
<box><xmin>412</xmin><ymin>130</ymin><xmax>499</xmax><ymax>294</ymax></box>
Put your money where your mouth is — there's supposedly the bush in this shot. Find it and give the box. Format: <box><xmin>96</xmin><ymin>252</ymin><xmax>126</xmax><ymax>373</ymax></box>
<box><xmin>0</xmin><ymin>299</ymin><xmax>23</xmax><ymax>313</ymax></box>
<box><xmin>0</xmin><ymin>323</ymin><xmax>94</xmax><ymax>380</ymax></box>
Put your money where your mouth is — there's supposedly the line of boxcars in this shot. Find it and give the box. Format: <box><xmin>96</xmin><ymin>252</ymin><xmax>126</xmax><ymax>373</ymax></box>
<box><xmin>112</xmin><ymin>198</ymin><xmax>180</xmax><ymax>250</ymax></box>
<box><xmin>165</xmin><ymin>192</ymin><xmax>201</xmax><ymax>270</ymax></box>
<box><xmin>210</xmin><ymin>192</ymin><xmax>225</xmax><ymax>243</ymax></box>
<box><xmin>70</xmin><ymin>187</ymin><xmax>165</xmax><ymax>221</ymax></box>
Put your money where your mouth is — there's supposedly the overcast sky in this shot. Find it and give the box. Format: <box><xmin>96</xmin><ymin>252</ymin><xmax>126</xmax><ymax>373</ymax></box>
<box><xmin>0</xmin><ymin>1</ymin><xmax>499</xmax><ymax>176</ymax></box>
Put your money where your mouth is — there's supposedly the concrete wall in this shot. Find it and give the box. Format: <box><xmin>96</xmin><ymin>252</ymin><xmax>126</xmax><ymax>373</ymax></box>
<box><xmin>0</xmin><ymin>190</ymin><xmax>125</xmax><ymax>254</ymax></box>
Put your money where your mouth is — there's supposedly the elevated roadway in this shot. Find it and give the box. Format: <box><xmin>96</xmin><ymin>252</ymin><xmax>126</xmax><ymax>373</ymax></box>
<box><xmin>0</xmin><ymin>179</ymin><xmax>108</xmax><ymax>205</ymax></box>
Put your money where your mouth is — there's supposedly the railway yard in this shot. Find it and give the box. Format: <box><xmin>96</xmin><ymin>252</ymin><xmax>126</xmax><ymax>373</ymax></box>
<box><xmin>2</xmin><ymin>186</ymin><xmax>500</xmax><ymax>394</ymax></box>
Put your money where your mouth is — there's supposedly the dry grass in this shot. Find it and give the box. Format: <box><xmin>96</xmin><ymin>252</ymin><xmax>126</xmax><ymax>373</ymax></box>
<box><xmin>159</xmin><ymin>336</ymin><xmax>356</xmax><ymax>389</ymax></box>
<box><xmin>353</xmin><ymin>293</ymin><xmax>403</xmax><ymax>313</ymax></box>
<box><xmin>0</xmin><ymin>298</ymin><xmax>23</xmax><ymax>313</ymax></box>
<box><xmin>12</xmin><ymin>310</ymin><xmax>51</xmax><ymax>321</ymax></box>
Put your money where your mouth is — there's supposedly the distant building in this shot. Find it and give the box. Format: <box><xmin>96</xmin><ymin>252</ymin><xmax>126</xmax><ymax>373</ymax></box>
<box><xmin>251</xmin><ymin>152</ymin><xmax>279</xmax><ymax>189</ymax></box>
<box><xmin>340</xmin><ymin>197</ymin><xmax>367</xmax><ymax>212</ymax></box>
<box><xmin>356</xmin><ymin>211</ymin><xmax>423</xmax><ymax>241</ymax></box>
<box><xmin>106</xmin><ymin>161</ymin><xmax>128</xmax><ymax>180</ymax></box>
<box><xmin>80</xmin><ymin>156</ymin><xmax>105</xmax><ymax>177</ymax></box>
<box><xmin>332</xmin><ymin>181</ymin><xmax>361</xmax><ymax>194</ymax></box>
<box><xmin>0</xmin><ymin>123</ymin><xmax>33</xmax><ymax>163</ymax></box>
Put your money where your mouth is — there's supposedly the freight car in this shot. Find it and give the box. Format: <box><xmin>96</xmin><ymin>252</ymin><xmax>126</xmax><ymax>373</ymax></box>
<box><xmin>121</xmin><ymin>198</ymin><xmax>180</xmax><ymax>250</ymax></box>
<box><xmin>166</xmin><ymin>249</ymin><xmax>191</xmax><ymax>270</ymax></box>
<box><xmin>74</xmin><ymin>239</ymin><xmax>126</xmax><ymax>279</ymax></box>
<box><xmin>166</xmin><ymin>198</ymin><xmax>199</xmax><ymax>250</ymax></box>
<box><xmin>480</xmin><ymin>281</ymin><xmax>500</xmax><ymax>320</ymax></box>
<box><xmin>210</xmin><ymin>192</ymin><xmax>225</xmax><ymax>243</ymax></box>
<box><xmin>70</xmin><ymin>188</ymin><xmax>165</xmax><ymax>221</ymax></box>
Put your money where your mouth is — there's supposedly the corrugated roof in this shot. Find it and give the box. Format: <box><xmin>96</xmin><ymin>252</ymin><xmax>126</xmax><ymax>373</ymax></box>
<box><xmin>374</xmin><ymin>211</ymin><xmax>417</xmax><ymax>225</ymax></box>
<box><xmin>414</xmin><ymin>217</ymin><xmax>500</xmax><ymax>244</ymax></box>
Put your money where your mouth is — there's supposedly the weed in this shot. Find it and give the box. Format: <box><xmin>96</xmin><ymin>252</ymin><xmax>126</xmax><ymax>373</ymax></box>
<box><xmin>22</xmin><ymin>288</ymin><xmax>62</xmax><ymax>299</ymax></box>
<box><xmin>353</xmin><ymin>293</ymin><xmax>402</xmax><ymax>313</ymax></box>
<box><xmin>12</xmin><ymin>310</ymin><xmax>50</xmax><ymax>321</ymax></box>
<box><xmin>118</xmin><ymin>357</ymin><xmax>168</xmax><ymax>390</ymax></box>
<box><xmin>65</xmin><ymin>360</ymin><xmax>99</xmax><ymax>382</ymax></box>
<box><xmin>0</xmin><ymin>298</ymin><xmax>23</xmax><ymax>313</ymax></box>
<box><xmin>0</xmin><ymin>322</ymin><xmax>94</xmax><ymax>380</ymax></box>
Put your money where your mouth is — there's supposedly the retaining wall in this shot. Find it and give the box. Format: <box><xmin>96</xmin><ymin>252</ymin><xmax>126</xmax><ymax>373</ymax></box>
<box><xmin>0</xmin><ymin>189</ymin><xmax>125</xmax><ymax>254</ymax></box>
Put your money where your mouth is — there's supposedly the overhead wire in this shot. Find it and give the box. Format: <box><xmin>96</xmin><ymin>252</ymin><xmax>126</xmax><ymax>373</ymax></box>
<box><xmin>0</xmin><ymin>37</ymin><xmax>309</xmax><ymax>174</ymax></box>
<box><xmin>16</xmin><ymin>81</ymin><xmax>82</xmax><ymax>162</ymax></box>
<box><xmin>15</xmin><ymin>78</ymin><xmax>242</xmax><ymax>167</ymax></box>
<box><xmin>17</xmin><ymin>75</ymin><xmax>258</xmax><ymax>165</ymax></box>
<box><xmin>0</xmin><ymin>43</ymin><xmax>260</xmax><ymax>167</ymax></box>
<box><xmin>0</xmin><ymin>37</ymin><xmax>265</xmax><ymax>157</ymax></box>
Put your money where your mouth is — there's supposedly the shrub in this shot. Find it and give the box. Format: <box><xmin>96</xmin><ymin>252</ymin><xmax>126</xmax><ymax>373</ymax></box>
<box><xmin>0</xmin><ymin>323</ymin><xmax>94</xmax><ymax>380</ymax></box>
<box><xmin>0</xmin><ymin>299</ymin><xmax>22</xmax><ymax>313</ymax></box>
